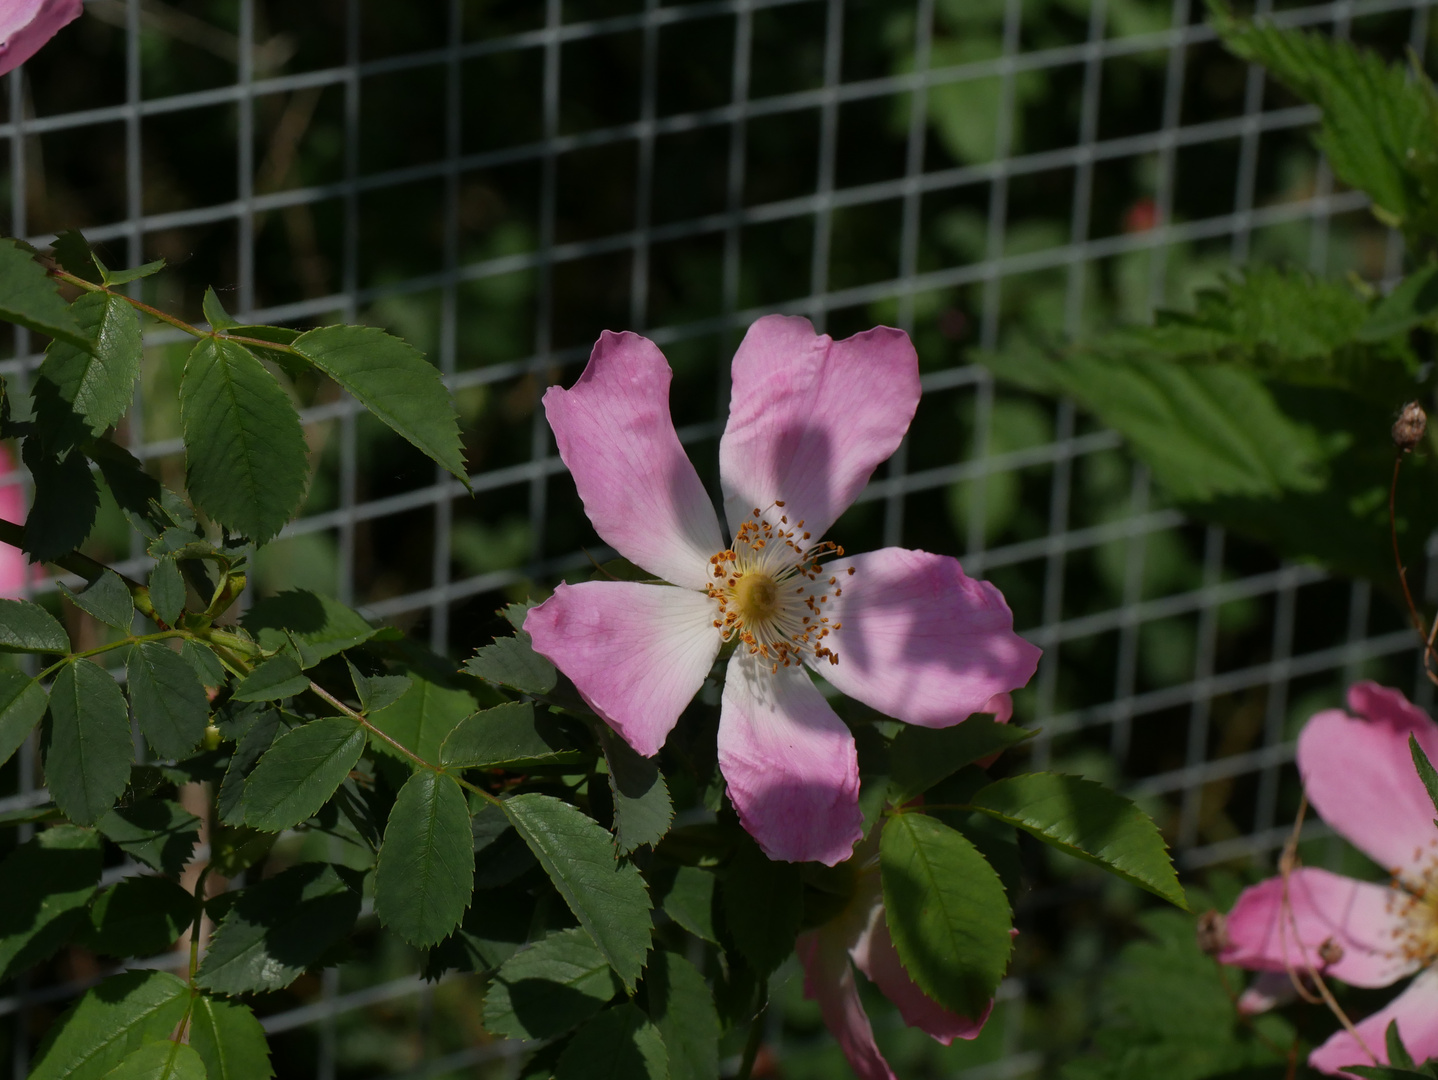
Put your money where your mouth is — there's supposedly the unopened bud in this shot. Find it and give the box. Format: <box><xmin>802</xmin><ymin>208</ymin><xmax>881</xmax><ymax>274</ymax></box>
<box><xmin>1317</xmin><ymin>936</ymin><xmax>1344</xmax><ymax>966</ymax></box>
<box><xmin>1196</xmin><ymin>909</ymin><xmax>1229</xmax><ymax>956</ymax></box>
<box><xmin>1393</xmin><ymin>401</ymin><xmax>1427</xmax><ymax>452</ymax></box>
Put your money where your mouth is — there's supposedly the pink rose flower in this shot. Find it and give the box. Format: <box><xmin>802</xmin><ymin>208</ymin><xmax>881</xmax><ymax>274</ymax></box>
<box><xmin>0</xmin><ymin>0</ymin><xmax>81</xmax><ymax>77</ymax></box>
<box><xmin>525</xmin><ymin>315</ymin><xmax>1040</xmax><ymax>865</ymax></box>
<box><xmin>1220</xmin><ymin>681</ymin><xmax>1438</xmax><ymax>1075</ymax></box>
<box><xmin>797</xmin><ymin>827</ymin><xmax>990</xmax><ymax>1079</ymax></box>
<box><xmin>0</xmin><ymin>443</ymin><xmax>26</xmax><ymax>598</ymax></box>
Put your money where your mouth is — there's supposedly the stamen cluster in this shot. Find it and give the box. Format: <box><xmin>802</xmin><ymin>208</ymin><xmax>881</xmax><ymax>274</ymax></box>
<box><xmin>1386</xmin><ymin>844</ymin><xmax>1438</xmax><ymax>966</ymax></box>
<box><xmin>706</xmin><ymin>502</ymin><xmax>854</xmax><ymax>674</ymax></box>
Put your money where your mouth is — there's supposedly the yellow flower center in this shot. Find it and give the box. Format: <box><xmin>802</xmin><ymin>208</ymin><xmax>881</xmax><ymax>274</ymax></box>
<box><xmin>1389</xmin><ymin>852</ymin><xmax>1438</xmax><ymax>966</ymax></box>
<box><xmin>706</xmin><ymin>504</ymin><xmax>853</xmax><ymax>673</ymax></box>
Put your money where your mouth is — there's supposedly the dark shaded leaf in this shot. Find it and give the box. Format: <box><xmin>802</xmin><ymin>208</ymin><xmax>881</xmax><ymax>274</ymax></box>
<box><xmin>373</xmin><ymin>771</ymin><xmax>474</xmax><ymax>946</ymax></box>
<box><xmin>645</xmin><ymin>949</ymin><xmax>719</xmax><ymax>1080</ymax></box>
<box><xmin>555</xmin><ymin>1003</ymin><xmax>668</xmax><ymax>1080</ymax></box>
<box><xmin>242</xmin><ymin>717</ymin><xmax>366</xmax><ymax>832</ymax></box>
<box><xmin>600</xmin><ymin>727</ymin><xmax>673</xmax><ymax>855</ymax></box>
<box><xmin>58</xmin><ymin>570</ymin><xmax>133</xmax><ymax>630</ymax></box>
<box><xmin>217</xmin><ymin>707</ymin><xmax>285</xmax><ymax>826</ymax></box>
<box><xmin>0</xmin><ymin>825</ymin><xmax>101</xmax><ymax>981</ymax></box>
<box><xmin>721</xmin><ymin>840</ymin><xmax>801</xmax><ymax>975</ymax></box>
<box><xmin>652</xmin><ymin>864</ymin><xmax>718</xmax><ymax>944</ymax></box>
<box><xmin>96</xmin><ymin>799</ymin><xmax>202</xmax><ymax>875</ymax></box>
<box><xmin>423</xmin><ymin>888</ymin><xmax>533</xmax><ymax>977</ymax></box>
<box><xmin>22</xmin><ymin>436</ymin><xmax>100</xmax><ymax>563</ymax></box>
<box><xmin>87</xmin><ymin>440</ymin><xmax>165</xmax><ymax>541</ymax></box>
<box><xmin>0</xmin><ymin>668</ymin><xmax>47</xmax><ymax>768</ymax></box>
<box><xmin>888</xmin><ymin>717</ymin><xmax>1036</xmax><ymax>804</ymax></box>
<box><xmin>127</xmin><ymin>642</ymin><xmax>209</xmax><ymax>759</ymax></box>
<box><xmin>465</xmin><ymin>637</ymin><xmax>557</xmax><ymax>695</ymax></box>
<box><xmin>52</xmin><ymin>228</ymin><xmax>102</xmax><ymax>284</ymax></box>
<box><xmin>0</xmin><ymin>237</ymin><xmax>88</xmax><ymax>349</ymax></box>
<box><xmin>82</xmin><ymin>876</ymin><xmax>193</xmax><ymax>958</ymax></box>
<box><xmin>28</xmin><ymin>970</ymin><xmax>191</xmax><ymax>1080</ymax></box>
<box><xmin>242</xmin><ymin>590</ymin><xmax>376</xmax><ymax>660</ymax></box>
<box><xmin>481</xmin><ymin>926</ymin><xmax>622</xmax><ymax>1040</ymax></box>
<box><xmin>45</xmin><ymin>659</ymin><xmax>133</xmax><ymax>826</ymax></box>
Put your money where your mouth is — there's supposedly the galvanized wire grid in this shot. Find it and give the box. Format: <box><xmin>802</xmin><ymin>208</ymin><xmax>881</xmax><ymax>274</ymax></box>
<box><xmin>2</xmin><ymin>0</ymin><xmax>1435</xmax><ymax>1076</ymax></box>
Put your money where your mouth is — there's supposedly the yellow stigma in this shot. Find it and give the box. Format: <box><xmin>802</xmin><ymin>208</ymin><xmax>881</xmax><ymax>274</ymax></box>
<box><xmin>732</xmin><ymin>571</ymin><xmax>780</xmax><ymax>623</ymax></box>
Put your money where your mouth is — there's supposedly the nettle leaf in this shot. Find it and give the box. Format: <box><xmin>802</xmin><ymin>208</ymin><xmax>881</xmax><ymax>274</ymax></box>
<box><xmin>503</xmin><ymin>793</ymin><xmax>653</xmax><ymax>990</ymax></box>
<box><xmin>96</xmin><ymin>799</ymin><xmax>202</xmax><ymax>875</ymax></box>
<box><xmin>0</xmin><ymin>668</ymin><xmax>48</xmax><ymax>768</ymax></box>
<box><xmin>292</xmin><ymin>324</ymin><xmax>467</xmax><ymax>482</ymax></box>
<box><xmin>970</xmin><ymin>772</ymin><xmax>1186</xmax><ymax>909</ymax></box>
<box><xmin>0</xmin><ymin>825</ymin><xmax>101</xmax><ymax>981</ymax></box>
<box><xmin>881</xmin><ymin>812</ymin><xmax>1013</xmax><ymax>1021</ymax></box>
<box><xmin>481</xmin><ymin>926</ymin><xmax>623</xmax><ymax>1040</ymax></box>
<box><xmin>722</xmin><ymin>840</ymin><xmax>802</xmax><ymax>975</ymax></box>
<box><xmin>653</xmin><ymin>864</ymin><xmax>719</xmax><ymax>945</ymax></box>
<box><xmin>196</xmin><ymin>862</ymin><xmax>362</xmax><ymax>995</ymax></box>
<box><xmin>127</xmin><ymin>642</ymin><xmax>209</xmax><ymax>759</ymax></box>
<box><xmin>82</xmin><ymin>876</ymin><xmax>194</xmax><ymax>959</ymax></box>
<box><xmin>37</xmin><ymin>291</ymin><xmax>142</xmax><ymax>436</ymax></box>
<box><xmin>29</xmin><ymin>970</ymin><xmax>191</xmax><ymax>1080</ymax></box>
<box><xmin>888</xmin><ymin>717</ymin><xmax>1036</xmax><ymax>804</ymax></box>
<box><xmin>0</xmin><ymin>237</ymin><xmax>89</xmax><ymax>349</ymax></box>
<box><xmin>556</xmin><ymin>1003</ymin><xmax>668</xmax><ymax>1080</ymax></box>
<box><xmin>148</xmin><ymin>558</ymin><xmax>185</xmax><ymax>628</ymax></box>
<box><xmin>465</xmin><ymin>636</ymin><xmax>558</xmax><ymax>695</ymax></box>
<box><xmin>100</xmin><ymin>1039</ymin><xmax>206</xmax><ymax>1079</ymax></box>
<box><xmin>440</xmin><ymin>701</ymin><xmax>587</xmax><ymax>771</ymax></box>
<box><xmin>242</xmin><ymin>590</ymin><xmax>376</xmax><ymax>660</ymax></box>
<box><xmin>231</xmin><ymin>654</ymin><xmax>309</xmax><ymax>702</ymax></box>
<box><xmin>369</xmin><ymin>663</ymin><xmax>478</xmax><ymax>763</ymax></box>
<box><xmin>58</xmin><ymin>569</ymin><xmax>134</xmax><ymax>630</ymax></box>
<box><xmin>242</xmin><ymin>716</ymin><xmax>366</xmax><ymax>832</ymax></box>
<box><xmin>179</xmin><ymin>337</ymin><xmax>308</xmax><ymax>545</ymax></box>
<box><xmin>0</xmin><ymin>597</ymin><xmax>70</xmax><ymax>652</ymax></box>
<box><xmin>600</xmin><ymin>727</ymin><xmax>674</xmax><ymax>855</ymax></box>
<box><xmin>645</xmin><ymin>949</ymin><xmax>720</xmax><ymax>1080</ymax></box>
<box><xmin>189</xmin><ymin>997</ymin><xmax>274</xmax><ymax>1080</ymax></box>
<box><xmin>52</xmin><ymin>228</ymin><xmax>102</xmax><ymax>284</ymax></box>
<box><xmin>45</xmin><ymin>659</ymin><xmax>133</xmax><ymax>827</ymax></box>
<box><xmin>22</xmin><ymin>435</ymin><xmax>100</xmax><ymax>562</ymax></box>
<box><xmin>373</xmin><ymin>770</ymin><xmax>474</xmax><ymax>947</ymax></box>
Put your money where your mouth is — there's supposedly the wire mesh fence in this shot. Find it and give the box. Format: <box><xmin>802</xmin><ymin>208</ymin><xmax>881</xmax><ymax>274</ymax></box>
<box><xmin>2</xmin><ymin>0</ymin><xmax>1435</xmax><ymax>1075</ymax></box>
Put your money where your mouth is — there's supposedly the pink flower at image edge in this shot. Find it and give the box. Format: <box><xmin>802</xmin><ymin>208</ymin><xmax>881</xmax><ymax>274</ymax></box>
<box><xmin>0</xmin><ymin>443</ymin><xmax>26</xmax><ymax>597</ymax></box>
<box><xmin>0</xmin><ymin>0</ymin><xmax>81</xmax><ymax>77</ymax></box>
<box><xmin>524</xmin><ymin>315</ymin><xmax>1040</xmax><ymax>866</ymax></box>
<box><xmin>1220</xmin><ymin>681</ymin><xmax>1438</xmax><ymax>1075</ymax></box>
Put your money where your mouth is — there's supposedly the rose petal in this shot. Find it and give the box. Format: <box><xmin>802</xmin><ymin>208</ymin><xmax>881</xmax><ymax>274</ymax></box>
<box><xmin>1236</xmin><ymin>971</ymin><xmax>1296</xmax><ymax>1016</ymax></box>
<box><xmin>544</xmin><ymin>331</ymin><xmax>723</xmax><ymax>590</ymax></box>
<box><xmin>525</xmin><ymin>581</ymin><xmax>721</xmax><ymax>757</ymax></box>
<box><xmin>717</xmin><ymin>651</ymin><xmax>863</xmax><ymax>866</ymax></box>
<box><xmin>1347</xmin><ymin>681</ymin><xmax>1432</xmax><ymax>735</ymax></box>
<box><xmin>1298</xmin><ymin>695</ymin><xmax>1438</xmax><ymax>879</ymax></box>
<box><xmin>851</xmin><ymin>908</ymin><xmax>991</xmax><ymax>1041</ymax></box>
<box><xmin>797</xmin><ymin>929</ymin><xmax>898</xmax><ymax>1080</ymax></box>
<box><xmin>1308</xmin><ymin>968</ymin><xmax>1438</xmax><ymax>1077</ymax></box>
<box><xmin>0</xmin><ymin>446</ymin><xmax>26</xmax><ymax>599</ymax></box>
<box><xmin>0</xmin><ymin>0</ymin><xmax>81</xmax><ymax>77</ymax></box>
<box><xmin>815</xmin><ymin>548</ymin><xmax>1041</xmax><ymax>728</ymax></box>
<box><xmin>718</xmin><ymin>315</ymin><xmax>919</xmax><ymax>540</ymax></box>
<box><xmin>1219</xmin><ymin>868</ymin><xmax>1418</xmax><ymax>989</ymax></box>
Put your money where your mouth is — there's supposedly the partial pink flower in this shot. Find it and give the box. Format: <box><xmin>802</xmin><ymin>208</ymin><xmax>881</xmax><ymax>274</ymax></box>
<box><xmin>0</xmin><ymin>0</ymin><xmax>81</xmax><ymax>77</ymax></box>
<box><xmin>797</xmin><ymin>827</ymin><xmax>989</xmax><ymax>1078</ymax></box>
<box><xmin>1220</xmin><ymin>681</ymin><xmax>1438</xmax><ymax>1075</ymax></box>
<box><xmin>526</xmin><ymin>316</ymin><xmax>1041</xmax><ymax>865</ymax></box>
<box><xmin>0</xmin><ymin>444</ymin><xmax>26</xmax><ymax>598</ymax></box>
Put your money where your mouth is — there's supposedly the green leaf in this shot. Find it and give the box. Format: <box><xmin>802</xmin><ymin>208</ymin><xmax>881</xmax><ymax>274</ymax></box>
<box><xmin>23</xmin><ymin>435</ymin><xmax>101</xmax><ymax>562</ymax></box>
<box><xmin>653</xmin><ymin>864</ymin><xmax>718</xmax><ymax>945</ymax></box>
<box><xmin>181</xmin><ymin>640</ymin><xmax>226</xmax><ymax>689</ymax></box>
<box><xmin>0</xmin><ymin>597</ymin><xmax>70</xmax><ymax>652</ymax></box>
<box><xmin>503</xmin><ymin>792</ymin><xmax>653</xmax><ymax>990</ymax></box>
<box><xmin>721</xmin><ymin>840</ymin><xmax>801</xmax><ymax>976</ymax></box>
<box><xmin>127</xmin><ymin>642</ymin><xmax>209</xmax><ymax>759</ymax></box>
<box><xmin>292</xmin><ymin>324</ymin><xmax>466</xmax><ymax>482</ymax></box>
<box><xmin>472</xmin><ymin>803</ymin><xmax>540</xmax><ymax>888</ymax></box>
<box><xmin>424</xmin><ymin>888</ymin><xmax>533</xmax><ymax>977</ymax></box>
<box><xmin>600</xmin><ymin>727</ymin><xmax>673</xmax><ymax>855</ymax></box>
<box><xmin>0</xmin><ymin>825</ymin><xmax>102</xmax><ymax>980</ymax></box>
<box><xmin>888</xmin><ymin>717</ymin><xmax>1037</xmax><ymax>804</ymax></box>
<box><xmin>881</xmin><ymin>812</ymin><xmax>1013</xmax><ymax>1021</ymax></box>
<box><xmin>195</xmin><ymin>862</ymin><xmax>362</xmax><ymax>994</ymax></box>
<box><xmin>373</xmin><ymin>770</ymin><xmax>474</xmax><ymax>946</ymax></box>
<box><xmin>96</xmin><ymin>799</ymin><xmax>202</xmax><ymax>875</ymax></box>
<box><xmin>242</xmin><ymin>589</ymin><xmax>376</xmax><ymax>660</ymax></box>
<box><xmin>969</xmin><ymin>772</ymin><xmax>1186</xmax><ymax>908</ymax></box>
<box><xmin>58</xmin><ymin>570</ymin><xmax>134</xmax><ymax>630</ymax></box>
<box><xmin>45</xmin><ymin>658</ymin><xmax>133</xmax><ymax>826</ymax></box>
<box><xmin>0</xmin><ymin>237</ymin><xmax>89</xmax><ymax>349</ymax></box>
<box><xmin>97</xmin><ymin>258</ymin><xmax>166</xmax><ymax>288</ymax></box>
<box><xmin>465</xmin><ymin>636</ymin><xmax>558</xmax><ymax>695</ymax></box>
<box><xmin>1360</xmin><ymin>264</ymin><xmax>1438</xmax><ymax>341</ymax></box>
<box><xmin>231</xmin><ymin>654</ymin><xmax>310</xmax><ymax>701</ymax></box>
<box><xmin>440</xmin><ymin>701</ymin><xmax>586</xmax><ymax>771</ymax></box>
<box><xmin>99</xmin><ymin>1040</ymin><xmax>205</xmax><ymax>1079</ymax></box>
<box><xmin>346</xmin><ymin>660</ymin><xmax>410</xmax><ymax>713</ymax></box>
<box><xmin>29</xmin><ymin>970</ymin><xmax>191</xmax><ymax>1080</ymax></box>
<box><xmin>148</xmin><ymin>558</ymin><xmax>185</xmax><ymax>628</ymax></box>
<box><xmin>481</xmin><ymin>926</ymin><xmax>622</xmax><ymax>1040</ymax></box>
<box><xmin>52</xmin><ymin>228</ymin><xmax>102</xmax><ymax>284</ymax></box>
<box><xmin>1389</xmin><ymin>1017</ymin><xmax>1418</xmax><ymax>1069</ymax></box>
<box><xmin>82</xmin><ymin>876</ymin><xmax>193</xmax><ymax>958</ymax></box>
<box><xmin>189</xmin><ymin>997</ymin><xmax>274</xmax><ymax>1080</ymax></box>
<box><xmin>179</xmin><ymin>337</ymin><xmax>308</xmax><ymax>545</ymax></box>
<box><xmin>242</xmin><ymin>716</ymin><xmax>366</xmax><ymax>832</ymax></box>
<box><xmin>217</xmin><ymin>707</ymin><xmax>286</xmax><ymax>825</ymax></box>
<box><xmin>645</xmin><ymin>949</ymin><xmax>719</xmax><ymax>1080</ymax></box>
<box><xmin>555</xmin><ymin>1003</ymin><xmax>668</xmax><ymax>1080</ymax></box>
<box><xmin>1410</xmin><ymin>734</ymin><xmax>1438</xmax><ymax>820</ymax></box>
<box><xmin>202</xmin><ymin>287</ymin><xmax>239</xmax><ymax>330</ymax></box>
<box><xmin>37</xmin><ymin>291</ymin><xmax>142</xmax><ymax>436</ymax></box>
<box><xmin>369</xmin><ymin>663</ymin><xmax>478</xmax><ymax>763</ymax></box>
<box><xmin>88</xmin><ymin>441</ymin><xmax>164</xmax><ymax>541</ymax></box>
<box><xmin>0</xmin><ymin>668</ymin><xmax>48</xmax><ymax>768</ymax></box>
